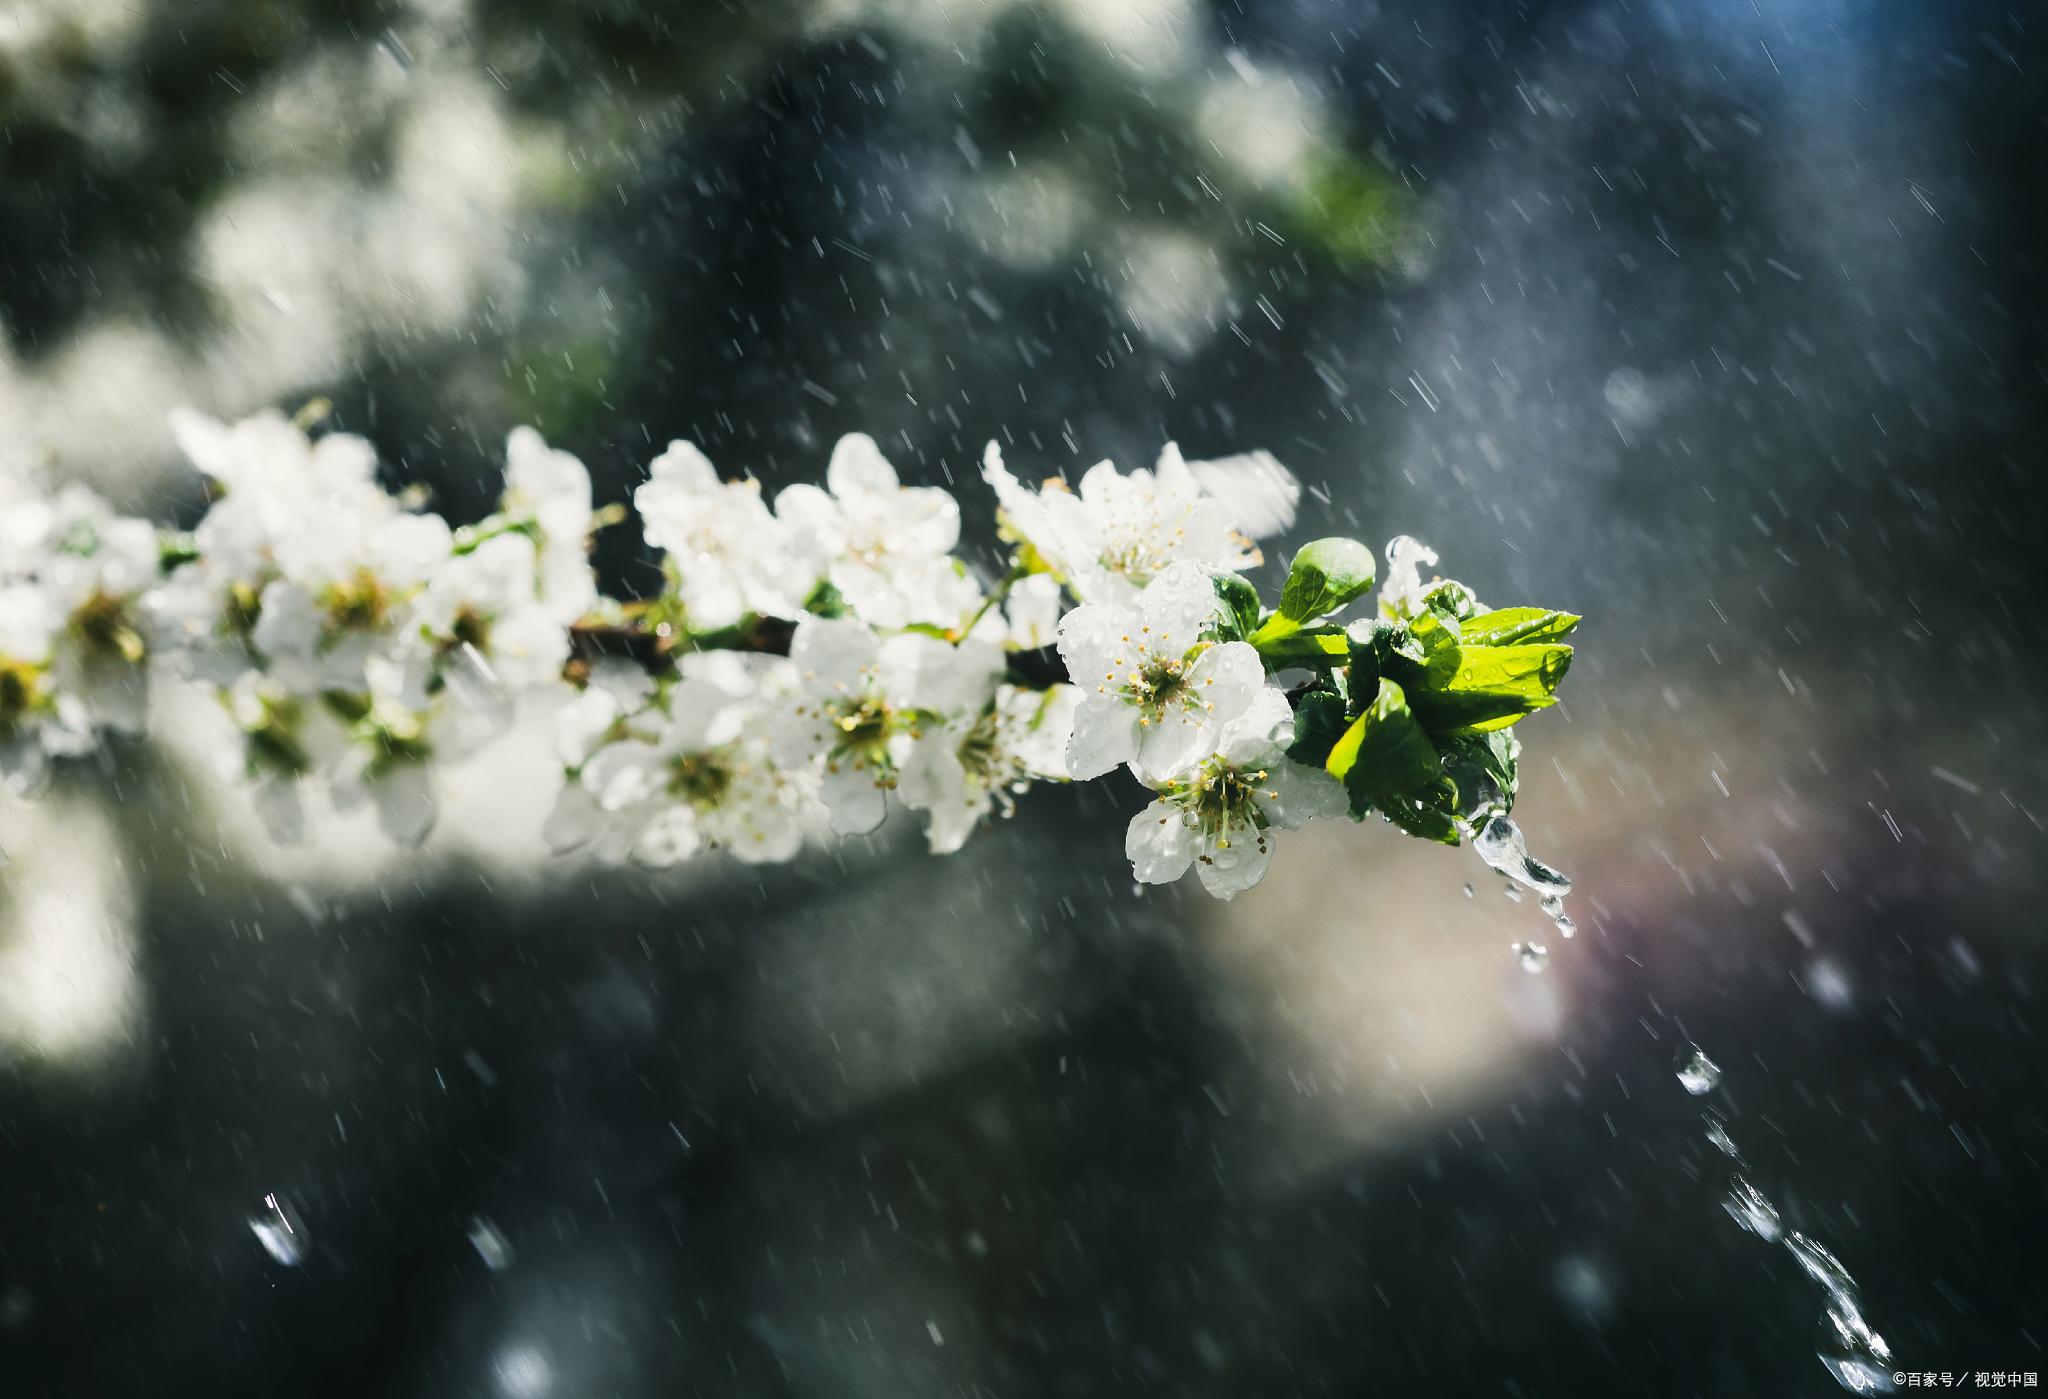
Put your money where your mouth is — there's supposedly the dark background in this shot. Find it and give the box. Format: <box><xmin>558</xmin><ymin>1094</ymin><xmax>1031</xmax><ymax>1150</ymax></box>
<box><xmin>2</xmin><ymin>0</ymin><xmax>2044</xmax><ymax>1394</ymax></box>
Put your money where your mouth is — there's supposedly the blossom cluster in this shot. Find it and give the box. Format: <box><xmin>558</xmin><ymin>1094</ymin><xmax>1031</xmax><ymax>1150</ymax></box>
<box><xmin>0</xmin><ymin>408</ymin><xmax>1578</xmax><ymax>899</ymax></box>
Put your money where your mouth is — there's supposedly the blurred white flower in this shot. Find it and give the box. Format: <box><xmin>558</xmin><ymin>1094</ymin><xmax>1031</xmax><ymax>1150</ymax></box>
<box><xmin>784</xmin><ymin>616</ymin><xmax>1003</xmax><ymax>835</ymax></box>
<box><xmin>636</xmin><ymin>441</ymin><xmax>801</xmax><ymax>631</ymax></box>
<box><xmin>1124</xmin><ymin>686</ymin><xmax>1345</xmax><ymax>899</ymax></box>
<box><xmin>1056</xmin><ymin>560</ymin><xmax>1263</xmax><ymax>784</ymax></box>
<box><xmin>501</xmin><ymin>427</ymin><xmax>599</xmax><ymax>624</ymax></box>
<box><xmin>1377</xmin><ymin>535</ymin><xmax>1442</xmax><ymax>621</ymax></box>
<box><xmin>897</xmin><ymin>683</ymin><xmax>1078</xmax><ymax>853</ymax></box>
<box><xmin>778</xmin><ymin>433</ymin><xmax>975</xmax><ymax>629</ymax></box>
<box><xmin>564</xmin><ymin>653</ymin><xmax>817</xmax><ymax>866</ymax></box>
<box><xmin>983</xmin><ymin>440</ymin><xmax>1290</xmax><ymax>606</ymax></box>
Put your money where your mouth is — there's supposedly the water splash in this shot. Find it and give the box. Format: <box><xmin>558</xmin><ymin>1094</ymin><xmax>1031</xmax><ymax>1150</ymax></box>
<box><xmin>1675</xmin><ymin>1044</ymin><xmax>1722</xmax><ymax>1095</ymax></box>
<box><xmin>1471</xmin><ymin>815</ymin><xmax>1573</xmax><ymax>897</ymax></box>
<box><xmin>1722</xmin><ymin>1175</ymin><xmax>1784</xmax><ymax>1242</ymax></box>
<box><xmin>1682</xmin><ymin>1047</ymin><xmax>1896</xmax><ymax>1392</ymax></box>
<box><xmin>1465</xmin><ymin>812</ymin><xmax>1577</xmax><ymax>969</ymax></box>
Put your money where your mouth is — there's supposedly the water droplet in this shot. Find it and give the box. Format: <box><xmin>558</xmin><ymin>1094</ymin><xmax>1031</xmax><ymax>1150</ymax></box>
<box><xmin>249</xmin><ymin>1192</ymin><xmax>306</xmax><ymax>1266</ymax></box>
<box><xmin>1554</xmin><ymin>914</ymin><xmax>1577</xmax><ymax>939</ymax></box>
<box><xmin>1786</xmin><ymin>1232</ymin><xmax>1860</xmax><ymax>1310</ymax></box>
<box><xmin>1513</xmin><ymin>941</ymin><xmax>1549</xmax><ymax>973</ymax></box>
<box><xmin>1817</xmin><ymin>1301</ymin><xmax>1895</xmax><ymax>1393</ymax></box>
<box><xmin>1472</xmin><ymin>814</ymin><xmax>1574</xmax><ymax>897</ymax></box>
<box><xmin>1675</xmin><ymin>1044</ymin><xmax>1722</xmax><ymax>1095</ymax></box>
<box><xmin>1722</xmin><ymin>1175</ymin><xmax>1783</xmax><ymax>1242</ymax></box>
<box><xmin>1539</xmin><ymin>893</ymin><xmax>1564</xmax><ymax>917</ymax></box>
<box><xmin>467</xmin><ymin>1215</ymin><xmax>514</xmax><ymax>1272</ymax></box>
<box><xmin>1501</xmin><ymin>882</ymin><xmax>1524</xmax><ymax>903</ymax></box>
<box><xmin>1704</xmin><ymin>1118</ymin><xmax>1743</xmax><ymax>1161</ymax></box>
<box><xmin>1462</xmin><ymin>882</ymin><xmax>1475</xmax><ymax>899</ymax></box>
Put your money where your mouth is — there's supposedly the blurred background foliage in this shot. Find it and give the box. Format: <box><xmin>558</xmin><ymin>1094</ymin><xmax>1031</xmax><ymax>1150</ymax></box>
<box><xmin>3</xmin><ymin>0</ymin><xmax>2046</xmax><ymax>1395</ymax></box>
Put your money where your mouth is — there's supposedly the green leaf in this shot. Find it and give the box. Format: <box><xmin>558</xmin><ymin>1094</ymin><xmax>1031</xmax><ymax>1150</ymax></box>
<box><xmin>1211</xmin><ymin>572</ymin><xmax>1262</xmax><ymax>642</ymax></box>
<box><xmin>1458</xmin><ymin>607</ymin><xmax>1581</xmax><ymax>647</ymax></box>
<box><xmin>802</xmin><ymin>580</ymin><xmax>848</xmax><ymax>618</ymax></box>
<box><xmin>1403</xmin><ymin>643</ymin><xmax>1573</xmax><ymax>736</ymax></box>
<box><xmin>1442</xmin><ymin>729</ymin><xmax>1521</xmax><ymax>817</ymax></box>
<box><xmin>1325</xmin><ymin>678</ymin><xmax>1442</xmax><ymax>818</ymax></box>
<box><xmin>1254</xmin><ymin>624</ymin><xmax>1350</xmax><ymax>667</ymax></box>
<box><xmin>1274</xmin><ymin>537</ymin><xmax>1377</xmax><ymax>626</ymax></box>
<box><xmin>1286</xmin><ymin>688</ymin><xmax>1350</xmax><ymax>768</ymax></box>
<box><xmin>1380</xmin><ymin>778</ymin><xmax>1463</xmax><ymax>845</ymax></box>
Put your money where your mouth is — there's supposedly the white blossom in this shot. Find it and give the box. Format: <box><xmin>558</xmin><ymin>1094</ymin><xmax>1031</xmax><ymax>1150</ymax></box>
<box><xmin>783</xmin><ymin>616</ymin><xmax>1003</xmax><ymax>835</ymax></box>
<box><xmin>500</xmin><ymin>427</ymin><xmax>599</xmax><ymax>623</ymax></box>
<box><xmin>562</xmin><ymin>653</ymin><xmax>818</xmax><ymax>866</ymax></box>
<box><xmin>635</xmin><ymin>440</ymin><xmax>801</xmax><ymax>630</ymax></box>
<box><xmin>897</xmin><ymin>683</ymin><xmax>1079</xmax><ymax>853</ymax></box>
<box><xmin>1056</xmin><ymin>560</ymin><xmax>1265</xmax><ymax>785</ymax></box>
<box><xmin>983</xmin><ymin>440</ymin><xmax>1292</xmax><ymax>606</ymax></box>
<box><xmin>778</xmin><ymin>433</ymin><xmax>976</xmax><ymax>628</ymax></box>
<box><xmin>1123</xmin><ymin>685</ymin><xmax>1346</xmax><ymax>899</ymax></box>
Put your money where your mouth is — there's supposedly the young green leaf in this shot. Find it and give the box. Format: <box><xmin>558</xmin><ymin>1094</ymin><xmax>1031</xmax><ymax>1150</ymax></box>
<box><xmin>1211</xmin><ymin>572</ymin><xmax>1262</xmax><ymax>642</ymax></box>
<box><xmin>1286</xmin><ymin>688</ymin><xmax>1350</xmax><ymax>768</ymax></box>
<box><xmin>1457</xmin><ymin>607</ymin><xmax>1581</xmax><ymax>647</ymax></box>
<box><xmin>1325</xmin><ymin>677</ymin><xmax>1442</xmax><ymax>818</ymax></box>
<box><xmin>1273</xmin><ymin>536</ymin><xmax>1376</xmax><ymax>626</ymax></box>
<box><xmin>1402</xmin><ymin>643</ymin><xmax>1573</xmax><ymax>736</ymax></box>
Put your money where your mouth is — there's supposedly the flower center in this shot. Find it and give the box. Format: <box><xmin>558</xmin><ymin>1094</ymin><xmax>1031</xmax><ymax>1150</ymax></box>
<box><xmin>321</xmin><ymin>568</ymin><xmax>391</xmax><ymax>634</ymax></box>
<box><xmin>70</xmin><ymin>590</ymin><xmax>146</xmax><ymax>663</ymax></box>
<box><xmin>1121</xmin><ymin>647</ymin><xmax>1203</xmax><ymax>723</ymax></box>
<box><xmin>830</xmin><ymin>694</ymin><xmax>894</xmax><ymax>769</ymax></box>
<box><xmin>1181</xmin><ymin>758</ymin><xmax>1272</xmax><ymax>846</ymax></box>
<box><xmin>0</xmin><ymin>655</ymin><xmax>45</xmax><ymax>730</ymax></box>
<box><xmin>669</xmin><ymin>749</ymin><xmax>736</xmax><ymax>810</ymax></box>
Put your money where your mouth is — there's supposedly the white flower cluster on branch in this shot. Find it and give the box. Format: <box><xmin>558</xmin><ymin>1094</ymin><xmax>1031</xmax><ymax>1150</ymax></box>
<box><xmin>0</xmin><ymin>407</ymin><xmax>1580</xmax><ymax>899</ymax></box>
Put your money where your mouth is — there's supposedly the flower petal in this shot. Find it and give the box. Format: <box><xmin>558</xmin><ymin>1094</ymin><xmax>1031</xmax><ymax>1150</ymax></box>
<box><xmin>1066</xmin><ymin>698</ymin><xmax>1138</xmax><ymax>781</ymax></box>
<box><xmin>1194</xmin><ymin>827</ymin><xmax>1275</xmax><ymax>900</ymax></box>
<box><xmin>1125</xmin><ymin>799</ymin><xmax>1197</xmax><ymax>884</ymax></box>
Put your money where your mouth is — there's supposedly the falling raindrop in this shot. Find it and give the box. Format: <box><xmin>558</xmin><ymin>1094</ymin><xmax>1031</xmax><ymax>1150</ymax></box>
<box><xmin>1704</xmin><ymin>1118</ymin><xmax>1743</xmax><ymax>1161</ymax></box>
<box><xmin>1539</xmin><ymin>893</ymin><xmax>1563</xmax><ymax>917</ymax></box>
<box><xmin>1722</xmin><ymin>1175</ymin><xmax>1784</xmax><ymax>1242</ymax></box>
<box><xmin>249</xmin><ymin>1192</ymin><xmax>306</xmax><ymax>1266</ymax></box>
<box><xmin>1675</xmin><ymin>1044</ymin><xmax>1722</xmax><ymax>1095</ymax></box>
<box><xmin>467</xmin><ymin>1215</ymin><xmax>515</xmax><ymax>1272</ymax></box>
<box><xmin>1513</xmin><ymin>941</ymin><xmax>1549</xmax><ymax>973</ymax></box>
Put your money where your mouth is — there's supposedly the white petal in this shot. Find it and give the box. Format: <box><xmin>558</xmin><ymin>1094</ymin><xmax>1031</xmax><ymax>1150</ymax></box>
<box><xmin>820</xmin><ymin>764</ymin><xmax>888</xmax><ymax>835</ymax></box>
<box><xmin>541</xmin><ymin>780</ymin><xmax>601</xmax><ymax>853</ymax></box>
<box><xmin>1054</xmin><ymin>601</ymin><xmax>1134</xmax><ymax>688</ymax></box>
<box><xmin>825</xmin><ymin>433</ymin><xmax>901</xmax><ymax>497</ymax></box>
<box><xmin>1133</xmin><ymin>710</ymin><xmax>1212</xmax><ymax>786</ymax></box>
<box><xmin>1065</xmin><ymin>698</ymin><xmax>1138</xmax><ymax>781</ymax></box>
<box><xmin>1125</xmin><ymin>799</ymin><xmax>1197</xmax><ymax>884</ymax></box>
<box><xmin>634</xmin><ymin>807</ymin><xmax>701</xmax><ymax>867</ymax></box>
<box><xmin>1178</xmin><ymin>445</ymin><xmax>1299</xmax><ymax>538</ymax></box>
<box><xmin>1216</xmin><ymin>684</ymin><xmax>1293</xmax><ymax>765</ymax></box>
<box><xmin>1257</xmin><ymin>760</ymin><xmax>1348</xmax><ymax>829</ymax></box>
<box><xmin>1194</xmin><ymin>827</ymin><xmax>1275</xmax><ymax>900</ymax></box>
<box><xmin>1187</xmin><ymin>641</ymin><xmax>1263</xmax><ymax>726</ymax></box>
<box><xmin>645</xmin><ymin>439</ymin><xmax>720</xmax><ymax>493</ymax></box>
<box><xmin>373</xmin><ymin>764</ymin><xmax>438</xmax><ymax>848</ymax></box>
<box><xmin>790</xmin><ymin>616</ymin><xmax>879</xmax><ymax>693</ymax></box>
<box><xmin>1137</xmin><ymin>560</ymin><xmax>1222</xmax><ymax>648</ymax></box>
<box><xmin>581</xmin><ymin>741</ymin><xmax>663</xmax><ymax>812</ymax></box>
